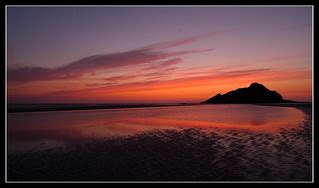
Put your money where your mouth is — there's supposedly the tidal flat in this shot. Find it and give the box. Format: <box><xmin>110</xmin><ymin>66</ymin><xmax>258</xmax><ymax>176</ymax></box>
<box><xmin>7</xmin><ymin>104</ymin><xmax>312</xmax><ymax>181</ymax></box>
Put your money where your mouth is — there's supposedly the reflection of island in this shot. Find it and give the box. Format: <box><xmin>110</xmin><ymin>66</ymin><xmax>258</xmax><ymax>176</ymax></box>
<box><xmin>202</xmin><ymin>82</ymin><xmax>295</xmax><ymax>104</ymax></box>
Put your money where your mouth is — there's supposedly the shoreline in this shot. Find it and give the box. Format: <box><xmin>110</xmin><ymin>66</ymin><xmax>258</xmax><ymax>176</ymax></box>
<box><xmin>255</xmin><ymin>103</ymin><xmax>312</xmax><ymax>117</ymax></box>
<box><xmin>8</xmin><ymin>102</ymin><xmax>312</xmax><ymax>113</ymax></box>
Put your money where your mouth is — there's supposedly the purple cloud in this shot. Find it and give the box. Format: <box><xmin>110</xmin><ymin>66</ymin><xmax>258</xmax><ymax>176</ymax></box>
<box><xmin>142</xmin><ymin>58</ymin><xmax>182</xmax><ymax>71</ymax></box>
<box><xmin>141</xmin><ymin>29</ymin><xmax>234</xmax><ymax>51</ymax></box>
<box><xmin>8</xmin><ymin>33</ymin><xmax>217</xmax><ymax>82</ymax></box>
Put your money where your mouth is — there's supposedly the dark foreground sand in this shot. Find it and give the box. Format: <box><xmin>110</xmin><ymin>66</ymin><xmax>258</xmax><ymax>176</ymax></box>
<box><xmin>8</xmin><ymin>105</ymin><xmax>312</xmax><ymax>181</ymax></box>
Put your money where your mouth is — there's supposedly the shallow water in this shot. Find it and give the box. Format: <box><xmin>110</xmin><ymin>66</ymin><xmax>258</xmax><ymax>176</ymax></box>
<box><xmin>8</xmin><ymin>104</ymin><xmax>308</xmax><ymax>153</ymax></box>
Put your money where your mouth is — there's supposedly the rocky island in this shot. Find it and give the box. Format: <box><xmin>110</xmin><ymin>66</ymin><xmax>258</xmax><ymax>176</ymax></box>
<box><xmin>202</xmin><ymin>82</ymin><xmax>295</xmax><ymax>104</ymax></box>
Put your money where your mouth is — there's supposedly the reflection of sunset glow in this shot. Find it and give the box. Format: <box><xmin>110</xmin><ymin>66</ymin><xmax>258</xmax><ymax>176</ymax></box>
<box><xmin>8</xmin><ymin>105</ymin><xmax>307</xmax><ymax>153</ymax></box>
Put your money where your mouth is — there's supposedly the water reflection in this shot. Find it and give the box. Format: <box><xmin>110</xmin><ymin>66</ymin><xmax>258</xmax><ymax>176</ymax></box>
<box><xmin>8</xmin><ymin>104</ymin><xmax>307</xmax><ymax>153</ymax></box>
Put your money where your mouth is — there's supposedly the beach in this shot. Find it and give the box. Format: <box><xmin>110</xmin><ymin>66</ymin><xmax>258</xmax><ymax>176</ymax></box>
<box><xmin>7</xmin><ymin>103</ymin><xmax>312</xmax><ymax>181</ymax></box>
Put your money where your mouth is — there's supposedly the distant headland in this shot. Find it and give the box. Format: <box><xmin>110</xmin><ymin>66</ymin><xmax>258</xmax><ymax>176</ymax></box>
<box><xmin>202</xmin><ymin>82</ymin><xmax>296</xmax><ymax>104</ymax></box>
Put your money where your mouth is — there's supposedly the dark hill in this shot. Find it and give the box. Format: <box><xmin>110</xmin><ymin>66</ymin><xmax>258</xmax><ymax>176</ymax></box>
<box><xmin>202</xmin><ymin>82</ymin><xmax>295</xmax><ymax>104</ymax></box>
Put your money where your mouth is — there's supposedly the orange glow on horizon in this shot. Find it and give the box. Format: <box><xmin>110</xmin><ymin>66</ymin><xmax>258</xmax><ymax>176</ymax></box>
<box><xmin>8</xmin><ymin>67</ymin><xmax>312</xmax><ymax>103</ymax></box>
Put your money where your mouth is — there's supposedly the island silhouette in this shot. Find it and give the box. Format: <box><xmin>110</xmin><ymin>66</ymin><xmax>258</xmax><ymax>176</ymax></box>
<box><xmin>202</xmin><ymin>82</ymin><xmax>295</xmax><ymax>104</ymax></box>
<box><xmin>8</xmin><ymin>82</ymin><xmax>299</xmax><ymax>113</ymax></box>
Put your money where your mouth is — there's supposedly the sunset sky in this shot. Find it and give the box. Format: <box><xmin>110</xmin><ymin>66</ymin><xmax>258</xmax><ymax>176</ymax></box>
<box><xmin>7</xmin><ymin>6</ymin><xmax>312</xmax><ymax>104</ymax></box>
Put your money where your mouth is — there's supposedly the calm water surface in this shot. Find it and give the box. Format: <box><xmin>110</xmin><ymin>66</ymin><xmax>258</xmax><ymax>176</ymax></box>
<box><xmin>8</xmin><ymin>104</ymin><xmax>308</xmax><ymax>153</ymax></box>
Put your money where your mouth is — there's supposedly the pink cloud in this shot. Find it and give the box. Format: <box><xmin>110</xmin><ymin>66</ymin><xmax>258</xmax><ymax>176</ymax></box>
<box><xmin>8</xmin><ymin>33</ymin><xmax>217</xmax><ymax>82</ymax></box>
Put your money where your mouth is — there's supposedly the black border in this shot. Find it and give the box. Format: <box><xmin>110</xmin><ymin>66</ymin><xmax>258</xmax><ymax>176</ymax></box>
<box><xmin>1</xmin><ymin>0</ymin><xmax>317</xmax><ymax>185</ymax></box>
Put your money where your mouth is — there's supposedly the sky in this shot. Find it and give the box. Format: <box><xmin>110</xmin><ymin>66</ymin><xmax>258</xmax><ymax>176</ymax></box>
<box><xmin>7</xmin><ymin>6</ymin><xmax>312</xmax><ymax>104</ymax></box>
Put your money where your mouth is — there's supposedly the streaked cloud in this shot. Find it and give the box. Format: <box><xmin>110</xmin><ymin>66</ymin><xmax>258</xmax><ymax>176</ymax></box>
<box><xmin>142</xmin><ymin>58</ymin><xmax>182</xmax><ymax>71</ymax></box>
<box><xmin>8</xmin><ymin>33</ymin><xmax>220</xmax><ymax>82</ymax></box>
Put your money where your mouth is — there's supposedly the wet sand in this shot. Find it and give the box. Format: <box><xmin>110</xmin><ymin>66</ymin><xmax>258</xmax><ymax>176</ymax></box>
<box><xmin>7</xmin><ymin>104</ymin><xmax>312</xmax><ymax>181</ymax></box>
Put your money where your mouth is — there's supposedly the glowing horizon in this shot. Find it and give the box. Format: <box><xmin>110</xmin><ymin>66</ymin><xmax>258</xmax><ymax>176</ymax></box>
<box><xmin>7</xmin><ymin>7</ymin><xmax>312</xmax><ymax>104</ymax></box>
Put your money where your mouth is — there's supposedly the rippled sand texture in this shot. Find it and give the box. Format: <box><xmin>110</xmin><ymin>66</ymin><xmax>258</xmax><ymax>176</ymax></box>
<box><xmin>8</xmin><ymin>115</ymin><xmax>311</xmax><ymax>181</ymax></box>
<box><xmin>8</xmin><ymin>104</ymin><xmax>308</xmax><ymax>154</ymax></box>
